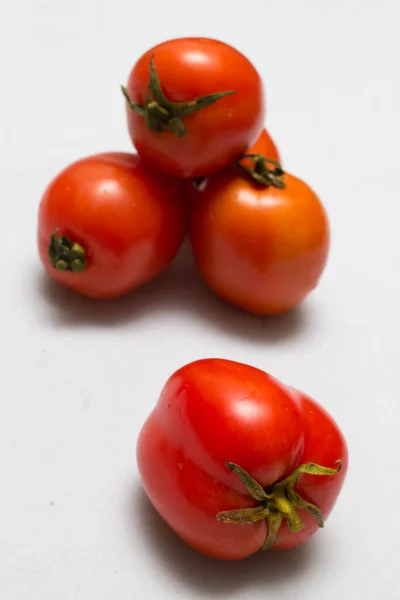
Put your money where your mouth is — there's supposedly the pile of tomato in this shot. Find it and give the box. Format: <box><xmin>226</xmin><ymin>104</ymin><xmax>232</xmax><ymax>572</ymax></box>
<box><xmin>37</xmin><ymin>38</ymin><xmax>348</xmax><ymax>561</ymax></box>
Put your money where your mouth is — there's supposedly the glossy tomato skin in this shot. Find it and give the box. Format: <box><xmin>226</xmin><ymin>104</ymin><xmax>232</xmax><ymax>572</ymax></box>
<box><xmin>137</xmin><ymin>359</ymin><xmax>348</xmax><ymax>560</ymax></box>
<box><xmin>188</xmin><ymin>170</ymin><xmax>329</xmax><ymax>315</ymax></box>
<box><xmin>125</xmin><ymin>38</ymin><xmax>265</xmax><ymax>178</ymax></box>
<box><xmin>38</xmin><ymin>153</ymin><xmax>186</xmax><ymax>299</ymax></box>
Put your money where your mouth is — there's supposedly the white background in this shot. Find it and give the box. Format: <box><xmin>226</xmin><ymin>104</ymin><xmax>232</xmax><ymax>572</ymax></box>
<box><xmin>1</xmin><ymin>0</ymin><xmax>399</xmax><ymax>598</ymax></box>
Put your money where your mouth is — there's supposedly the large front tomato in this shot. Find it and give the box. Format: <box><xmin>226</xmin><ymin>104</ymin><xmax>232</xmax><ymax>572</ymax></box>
<box><xmin>38</xmin><ymin>153</ymin><xmax>186</xmax><ymax>299</ymax></box>
<box><xmin>137</xmin><ymin>359</ymin><xmax>348</xmax><ymax>560</ymax></box>
<box><xmin>188</xmin><ymin>159</ymin><xmax>329</xmax><ymax>315</ymax></box>
<box><xmin>123</xmin><ymin>38</ymin><xmax>265</xmax><ymax>178</ymax></box>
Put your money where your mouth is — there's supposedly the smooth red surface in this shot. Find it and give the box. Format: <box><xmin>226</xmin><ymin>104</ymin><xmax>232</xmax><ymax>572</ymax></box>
<box><xmin>125</xmin><ymin>38</ymin><xmax>265</xmax><ymax>178</ymax></box>
<box><xmin>137</xmin><ymin>359</ymin><xmax>348</xmax><ymax>560</ymax></box>
<box><xmin>38</xmin><ymin>153</ymin><xmax>186</xmax><ymax>298</ymax></box>
<box><xmin>188</xmin><ymin>170</ymin><xmax>330</xmax><ymax>315</ymax></box>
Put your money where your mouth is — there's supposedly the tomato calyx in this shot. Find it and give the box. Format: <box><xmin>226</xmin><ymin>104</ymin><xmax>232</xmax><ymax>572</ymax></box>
<box><xmin>122</xmin><ymin>55</ymin><xmax>236</xmax><ymax>138</ymax></box>
<box><xmin>48</xmin><ymin>230</ymin><xmax>86</xmax><ymax>273</ymax></box>
<box><xmin>236</xmin><ymin>154</ymin><xmax>286</xmax><ymax>189</ymax></box>
<box><xmin>216</xmin><ymin>460</ymin><xmax>343</xmax><ymax>550</ymax></box>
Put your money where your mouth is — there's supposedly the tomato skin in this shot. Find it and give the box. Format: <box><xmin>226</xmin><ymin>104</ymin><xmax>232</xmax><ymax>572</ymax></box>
<box><xmin>188</xmin><ymin>170</ymin><xmax>329</xmax><ymax>315</ymax></box>
<box><xmin>137</xmin><ymin>359</ymin><xmax>348</xmax><ymax>560</ymax></box>
<box><xmin>270</xmin><ymin>391</ymin><xmax>348</xmax><ymax>549</ymax></box>
<box><xmin>125</xmin><ymin>38</ymin><xmax>265</xmax><ymax>178</ymax></box>
<box><xmin>38</xmin><ymin>153</ymin><xmax>186</xmax><ymax>299</ymax></box>
<box><xmin>244</xmin><ymin>127</ymin><xmax>281</xmax><ymax>165</ymax></box>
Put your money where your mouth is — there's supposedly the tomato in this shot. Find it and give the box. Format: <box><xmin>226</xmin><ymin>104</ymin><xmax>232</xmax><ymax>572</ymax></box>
<box><xmin>243</xmin><ymin>127</ymin><xmax>280</xmax><ymax>165</ymax></box>
<box><xmin>188</xmin><ymin>156</ymin><xmax>329</xmax><ymax>315</ymax></box>
<box><xmin>137</xmin><ymin>359</ymin><xmax>348</xmax><ymax>560</ymax></box>
<box><xmin>123</xmin><ymin>38</ymin><xmax>265</xmax><ymax>178</ymax></box>
<box><xmin>191</xmin><ymin>128</ymin><xmax>281</xmax><ymax>192</ymax></box>
<box><xmin>38</xmin><ymin>153</ymin><xmax>186</xmax><ymax>299</ymax></box>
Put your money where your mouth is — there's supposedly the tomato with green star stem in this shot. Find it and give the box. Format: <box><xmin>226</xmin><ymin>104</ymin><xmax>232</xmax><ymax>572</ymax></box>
<box><xmin>137</xmin><ymin>359</ymin><xmax>348</xmax><ymax>560</ymax></box>
<box><xmin>188</xmin><ymin>154</ymin><xmax>329</xmax><ymax>315</ymax></box>
<box><xmin>122</xmin><ymin>37</ymin><xmax>265</xmax><ymax>178</ymax></box>
<box><xmin>38</xmin><ymin>152</ymin><xmax>186</xmax><ymax>299</ymax></box>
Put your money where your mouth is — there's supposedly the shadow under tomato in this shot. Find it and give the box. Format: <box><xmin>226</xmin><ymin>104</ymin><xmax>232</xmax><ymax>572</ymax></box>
<box><xmin>130</xmin><ymin>484</ymin><xmax>317</xmax><ymax>596</ymax></box>
<box><xmin>33</xmin><ymin>239</ymin><xmax>312</xmax><ymax>344</ymax></box>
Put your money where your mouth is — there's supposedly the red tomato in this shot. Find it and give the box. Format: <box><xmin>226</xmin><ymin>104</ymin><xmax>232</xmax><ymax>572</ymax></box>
<box><xmin>123</xmin><ymin>38</ymin><xmax>265</xmax><ymax>178</ymax></box>
<box><xmin>188</xmin><ymin>157</ymin><xmax>329</xmax><ymax>315</ymax></box>
<box><xmin>38</xmin><ymin>153</ymin><xmax>186</xmax><ymax>299</ymax></box>
<box><xmin>137</xmin><ymin>359</ymin><xmax>348</xmax><ymax>560</ymax></box>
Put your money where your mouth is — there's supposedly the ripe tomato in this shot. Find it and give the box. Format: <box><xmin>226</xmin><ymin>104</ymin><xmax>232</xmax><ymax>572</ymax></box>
<box><xmin>137</xmin><ymin>359</ymin><xmax>348</xmax><ymax>560</ymax></box>
<box><xmin>188</xmin><ymin>157</ymin><xmax>329</xmax><ymax>315</ymax></box>
<box><xmin>38</xmin><ymin>153</ymin><xmax>186</xmax><ymax>299</ymax></box>
<box><xmin>123</xmin><ymin>38</ymin><xmax>265</xmax><ymax>178</ymax></box>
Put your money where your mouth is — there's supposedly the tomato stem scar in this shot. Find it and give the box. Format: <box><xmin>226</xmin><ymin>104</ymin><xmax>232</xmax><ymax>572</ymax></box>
<box><xmin>216</xmin><ymin>460</ymin><xmax>343</xmax><ymax>551</ymax></box>
<box><xmin>122</xmin><ymin>55</ymin><xmax>236</xmax><ymax>138</ymax></box>
<box><xmin>48</xmin><ymin>230</ymin><xmax>86</xmax><ymax>273</ymax></box>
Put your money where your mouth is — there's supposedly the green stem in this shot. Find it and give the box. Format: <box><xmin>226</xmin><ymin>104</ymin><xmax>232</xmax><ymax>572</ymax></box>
<box><xmin>122</xmin><ymin>55</ymin><xmax>236</xmax><ymax>138</ymax></box>
<box><xmin>225</xmin><ymin>461</ymin><xmax>268</xmax><ymax>502</ymax></box>
<box><xmin>48</xmin><ymin>230</ymin><xmax>86</xmax><ymax>273</ymax></box>
<box><xmin>264</xmin><ymin>511</ymin><xmax>283</xmax><ymax>550</ymax></box>
<box><xmin>235</xmin><ymin>154</ymin><xmax>286</xmax><ymax>189</ymax></box>
<box><xmin>216</xmin><ymin>460</ymin><xmax>343</xmax><ymax>551</ymax></box>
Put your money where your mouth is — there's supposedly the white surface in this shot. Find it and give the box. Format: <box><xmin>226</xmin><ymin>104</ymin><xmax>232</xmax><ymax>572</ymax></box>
<box><xmin>1</xmin><ymin>0</ymin><xmax>400</xmax><ymax>598</ymax></box>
